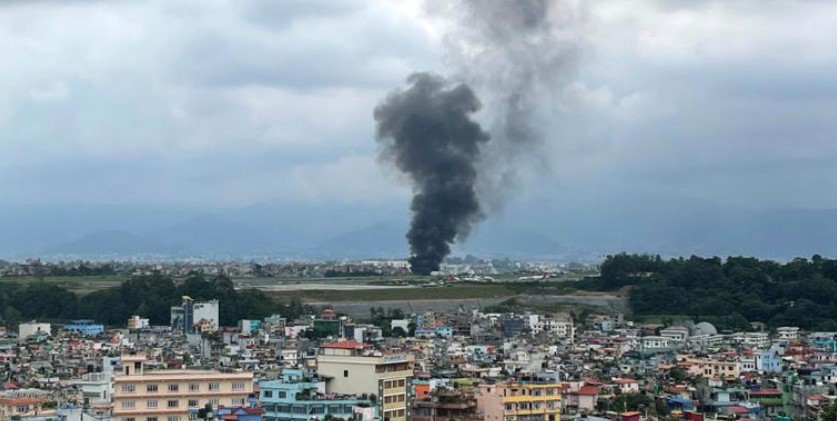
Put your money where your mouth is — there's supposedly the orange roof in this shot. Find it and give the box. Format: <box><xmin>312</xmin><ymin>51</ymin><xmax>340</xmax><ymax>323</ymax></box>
<box><xmin>579</xmin><ymin>386</ymin><xmax>600</xmax><ymax>396</ymax></box>
<box><xmin>321</xmin><ymin>340</ymin><xmax>365</xmax><ymax>349</ymax></box>
<box><xmin>0</xmin><ymin>397</ymin><xmax>46</xmax><ymax>405</ymax></box>
<box><xmin>616</xmin><ymin>378</ymin><xmax>638</xmax><ymax>384</ymax></box>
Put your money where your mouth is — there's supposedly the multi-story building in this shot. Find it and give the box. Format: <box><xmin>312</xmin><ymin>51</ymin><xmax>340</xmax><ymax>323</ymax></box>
<box><xmin>535</xmin><ymin>316</ymin><xmax>575</xmax><ymax>340</ymax></box>
<box><xmin>128</xmin><ymin>315</ymin><xmax>151</xmax><ymax>330</ymax></box>
<box><xmin>660</xmin><ymin>326</ymin><xmax>690</xmax><ymax>341</ymax></box>
<box><xmin>777</xmin><ymin>327</ymin><xmax>800</xmax><ymax>341</ymax></box>
<box><xmin>18</xmin><ymin>321</ymin><xmax>51</xmax><ymax>340</ymax></box>
<box><xmin>316</xmin><ymin>340</ymin><xmax>413</xmax><ymax>421</ymax></box>
<box><xmin>477</xmin><ymin>381</ymin><xmax>561</xmax><ymax>421</ymax></box>
<box><xmin>65</xmin><ymin>319</ymin><xmax>105</xmax><ymax>336</ymax></box>
<box><xmin>259</xmin><ymin>368</ymin><xmax>376</xmax><ymax>421</ymax></box>
<box><xmin>112</xmin><ymin>354</ymin><xmax>253</xmax><ymax>421</ymax></box>
<box><xmin>0</xmin><ymin>395</ymin><xmax>49</xmax><ymax>421</ymax></box>
<box><xmin>171</xmin><ymin>298</ymin><xmax>219</xmax><ymax>333</ymax></box>
<box><xmin>412</xmin><ymin>388</ymin><xmax>481</xmax><ymax>421</ymax></box>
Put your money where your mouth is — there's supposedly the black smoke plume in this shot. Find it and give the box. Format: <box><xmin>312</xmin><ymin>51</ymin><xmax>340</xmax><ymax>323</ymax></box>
<box><xmin>374</xmin><ymin>73</ymin><xmax>489</xmax><ymax>275</ymax></box>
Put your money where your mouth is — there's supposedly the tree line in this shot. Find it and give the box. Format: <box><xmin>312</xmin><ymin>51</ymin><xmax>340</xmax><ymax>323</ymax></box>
<box><xmin>1</xmin><ymin>272</ymin><xmax>306</xmax><ymax>328</ymax></box>
<box><xmin>600</xmin><ymin>253</ymin><xmax>837</xmax><ymax>331</ymax></box>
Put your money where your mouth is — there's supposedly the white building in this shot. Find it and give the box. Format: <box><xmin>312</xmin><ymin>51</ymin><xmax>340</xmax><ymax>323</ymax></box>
<box><xmin>18</xmin><ymin>321</ymin><xmax>50</xmax><ymax>339</ymax></box>
<box><xmin>733</xmin><ymin>332</ymin><xmax>770</xmax><ymax>348</ymax></box>
<box><xmin>660</xmin><ymin>326</ymin><xmax>690</xmax><ymax>341</ymax></box>
<box><xmin>127</xmin><ymin>315</ymin><xmax>149</xmax><ymax>330</ymax></box>
<box><xmin>193</xmin><ymin>300</ymin><xmax>220</xmax><ymax>332</ymax></box>
<box><xmin>777</xmin><ymin>327</ymin><xmax>800</xmax><ymax>341</ymax></box>
<box><xmin>536</xmin><ymin>315</ymin><xmax>575</xmax><ymax>339</ymax></box>
<box><xmin>641</xmin><ymin>336</ymin><xmax>674</xmax><ymax>349</ymax></box>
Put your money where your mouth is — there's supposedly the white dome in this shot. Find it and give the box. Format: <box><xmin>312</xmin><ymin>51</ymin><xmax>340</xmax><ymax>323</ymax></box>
<box><xmin>694</xmin><ymin>322</ymin><xmax>718</xmax><ymax>336</ymax></box>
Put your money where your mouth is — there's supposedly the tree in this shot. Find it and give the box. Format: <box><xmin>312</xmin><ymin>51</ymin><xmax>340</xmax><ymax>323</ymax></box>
<box><xmin>3</xmin><ymin>306</ymin><xmax>22</xmax><ymax>328</ymax></box>
<box><xmin>392</xmin><ymin>327</ymin><xmax>407</xmax><ymax>338</ymax></box>
<box><xmin>669</xmin><ymin>366</ymin><xmax>688</xmax><ymax>383</ymax></box>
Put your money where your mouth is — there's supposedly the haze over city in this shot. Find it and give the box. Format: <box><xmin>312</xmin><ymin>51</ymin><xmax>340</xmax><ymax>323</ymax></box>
<box><xmin>2</xmin><ymin>0</ymin><xmax>837</xmax><ymax>260</ymax></box>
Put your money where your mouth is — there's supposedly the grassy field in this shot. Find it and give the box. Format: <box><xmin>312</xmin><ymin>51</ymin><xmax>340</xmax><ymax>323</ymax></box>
<box><xmin>268</xmin><ymin>283</ymin><xmax>518</xmax><ymax>303</ymax></box>
<box><xmin>0</xmin><ymin>275</ymin><xmax>129</xmax><ymax>294</ymax></box>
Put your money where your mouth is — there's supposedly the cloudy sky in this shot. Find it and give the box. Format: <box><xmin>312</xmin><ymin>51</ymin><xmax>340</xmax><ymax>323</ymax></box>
<box><xmin>2</xmin><ymin>0</ymin><xmax>837</xmax><ymax>212</ymax></box>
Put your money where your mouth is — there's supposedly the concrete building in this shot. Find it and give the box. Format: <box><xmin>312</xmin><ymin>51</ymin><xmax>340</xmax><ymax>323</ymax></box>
<box><xmin>128</xmin><ymin>315</ymin><xmax>150</xmax><ymax>330</ymax></box>
<box><xmin>316</xmin><ymin>340</ymin><xmax>413</xmax><ymax>421</ymax></box>
<box><xmin>171</xmin><ymin>298</ymin><xmax>219</xmax><ymax>334</ymax></box>
<box><xmin>112</xmin><ymin>353</ymin><xmax>253</xmax><ymax>421</ymax></box>
<box><xmin>732</xmin><ymin>332</ymin><xmax>770</xmax><ymax>349</ymax></box>
<box><xmin>0</xmin><ymin>395</ymin><xmax>50</xmax><ymax>421</ymax></box>
<box><xmin>660</xmin><ymin>326</ymin><xmax>690</xmax><ymax>341</ymax></box>
<box><xmin>777</xmin><ymin>327</ymin><xmax>800</xmax><ymax>341</ymax></box>
<box><xmin>65</xmin><ymin>320</ymin><xmax>105</xmax><ymax>336</ymax></box>
<box><xmin>477</xmin><ymin>381</ymin><xmax>561</xmax><ymax>421</ymax></box>
<box><xmin>193</xmin><ymin>300</ymin><xmax>220</xmax><ymax>333</ymax></box>
<box><xmin>18</xmin><ymin>321</ymin><xmax>51</xmax><ymax>340</ymax></box>
<box><xmin>259</xmin><ymin>368</ymin><xmax>376</xmax><ymax>421</ymax></box>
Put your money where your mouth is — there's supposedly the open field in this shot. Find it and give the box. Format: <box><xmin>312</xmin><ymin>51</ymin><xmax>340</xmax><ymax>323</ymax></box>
<box><xmin>311</xmin><ymin>295</ymin><xmax>629</xmax><ymax>319</ymax></box>
<box><xmin>265</xmin><ymin>283</ymin><xmax>518</xmax><ymax>302</ymax></box>
<box><xmin>0</xmin><ymin>275</ymin><xmax>129</xmax><ymax>294</ymax></box>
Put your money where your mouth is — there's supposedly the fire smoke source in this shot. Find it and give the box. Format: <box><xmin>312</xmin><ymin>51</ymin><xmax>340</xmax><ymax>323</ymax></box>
<box><xmin>374</xmin><ymin>73</ymin><xmax>490</xmax><ymax>275</ymax></box>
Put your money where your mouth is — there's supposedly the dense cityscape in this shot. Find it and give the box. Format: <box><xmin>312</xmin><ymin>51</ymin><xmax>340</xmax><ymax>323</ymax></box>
<box><xmin>4</xmin><ymin>1</ymin><xmax>836</xmax><ymax>421</ymax></box>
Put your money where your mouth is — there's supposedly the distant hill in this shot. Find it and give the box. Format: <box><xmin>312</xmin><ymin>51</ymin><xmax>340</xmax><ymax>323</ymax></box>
<box><xmin>147</xmin><ymin>213</ymin><xmax>275</xmax><ymax>254</ymax></box>
<box><xmin>313</xmin><ymin>221</ymin><xmax>409</xmax><ymax>259</ymax></box>
<box><xmin>5</xmin><ymin>201</ymin><xmax>837</xmax><ymax>261</ymax></box>
<box><xmin>43</xmin><ymin>230</ymin><xmax>178</xmax><ymax>257</ymax></box>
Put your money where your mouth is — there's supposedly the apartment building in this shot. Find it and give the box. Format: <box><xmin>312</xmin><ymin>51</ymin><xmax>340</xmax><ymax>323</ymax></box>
<box><xmin>316</xmin><ymin>340</ymin><xmax>413</xmax><ymax>421</ymax></box>
<box><xmin>260</xmin><ymin>368</ymin><xmax>376</xmax><ymax>421</ymax></box>
<box><xmin>112</xmin><ymin>354</ymin><xmax>253</xmax><ymax>421</ymax></box>
<box><xmin>477</xmin><ymin>382</ymin><xmax>561</xmax><ymax>421</ymax></box>
<box><xmin>0</xmin><ymin>396</ymin><xmax>50</xmax><ymax>421</ymax></box>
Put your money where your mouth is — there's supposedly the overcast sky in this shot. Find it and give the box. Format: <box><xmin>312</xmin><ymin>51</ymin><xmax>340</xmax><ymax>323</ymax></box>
<box><xmin>2</xmin><ymin>0</ymin><xmax>837</xmax><ymax>211</ymax></box>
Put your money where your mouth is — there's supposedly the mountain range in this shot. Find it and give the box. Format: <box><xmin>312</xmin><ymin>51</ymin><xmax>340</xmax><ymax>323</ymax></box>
<box><xmin>2</xmin><ymin>200</ymin><xmax>837</xmax><ymax>262</ymax></box>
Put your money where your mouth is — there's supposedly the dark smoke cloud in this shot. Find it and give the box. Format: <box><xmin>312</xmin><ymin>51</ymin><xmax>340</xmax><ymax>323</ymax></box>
<box><xmin>374</xmin><ymin>73</ymin><xmax>490</xmax><ymax>275</ymax></box>
<box><xmin>436</xmin><ymin>0</ymin><xmax>582</xmax><ymax>210</ymax></box>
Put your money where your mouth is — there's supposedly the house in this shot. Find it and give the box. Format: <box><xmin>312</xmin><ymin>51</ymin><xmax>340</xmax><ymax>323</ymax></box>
<box><xmin>614</xmin><ymin>378</ymin><xmax>640</xmax><ymax>394</ymax></box>
<box><xmin>259</xmin><ymin>369</ymin><xmax>376</xmax><ymax>421</ymax></box>
<box><xmin>215</xmin><ymin>407</ymin><xmax>263</xmax><ymax>421</ymax></box>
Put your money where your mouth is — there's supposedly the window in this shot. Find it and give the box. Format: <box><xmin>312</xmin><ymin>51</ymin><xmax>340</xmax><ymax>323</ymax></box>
<box><xmin>232</xmin><ymin>383</ymin><xmax>245</xmax><ymax>391</ymax></box>
<box><xmin>124</xmin><ymin>418</ymin><xmax>135</xmax><ymax>421</ymax></box>
<box><xmin>122</xmin><ymin>385</ymin><xmax>136</xmax><ymax>393</ymax></box>
<box><xmin>121</xmin><ymin>402</ymin><xmax>136</xmax><ymax>409</ymax></box>
<box><xmin>208</xmin><ymin>399</ymin><xmax>219</xmax><ymax>406</ymax></box>
<box><xmin>397</xmin><ymin>379</ymin><xmax>405</xmax><ymax>388</ymax></box>
<box><xmin>343</xmin><ymin>370</ymin><xmax>349</xmax><ymax>378</ymax></box>
<box><xmin>209</xmin><ymin>383</ymin><xmax>220</xmax><ymax>391</ymax></box>
<box><xmin>263</xmin><ymin>391</ymin><xmax>273</xmax><ymax>398</ymax></box>
<box><xmin>168</xmin><ymin>384</ymin><xmax>179</xmax><ymax>392</ymax></box>
<box><xmin>188</xmin><ymin>400</ymin><xmax>198</xmax><ymax>407</ymax></box>
<box><xmin>167</xmin><ymin>417</ymin><xmax>180</xmax><ymax>421</ymax></box>
<box><xmin>232</xmin><ymin>398</ymin><xmax>245</xmax><ymax>406</ymax></box>
<box><xmin>278</xmin><ymin>392</ymin><xmax>286</xmax><ymax>399</ymax></box>
<box><xmin>147</xmin><ymin>417</ymin><xmax>158</xmax><ymax>421</ymax></box>
<box><xmin>147</xmin><ymin>385</ymin><xmax>158</xmax><ymax>393</ymax></box>
<box><xmin>167</xmin><ymin>400</ymin><xmax>178</xmax><ymax>408</ymax></box>
<box><xmin>189</xmin><ymin>384</ymin><xmax>200</xmax><ymax>392</ymax></box>
<box><xmin>147</xmin><ymin>401</ymin><xmax>158</xmax><ymax>409</ymax></box>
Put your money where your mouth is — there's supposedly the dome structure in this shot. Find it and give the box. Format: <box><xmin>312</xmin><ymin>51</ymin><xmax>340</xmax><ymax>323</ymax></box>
<box><xmin>693</xmin><ymin>321</ymin><xmax>718</xmax><ymax>336</ymax></box>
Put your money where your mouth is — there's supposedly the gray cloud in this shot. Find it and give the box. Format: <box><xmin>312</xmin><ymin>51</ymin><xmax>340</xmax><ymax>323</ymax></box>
<box><xmin>0</xmin><ymin>0</ymin><xmax>836</xmax><ymax>219</ymax></box>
